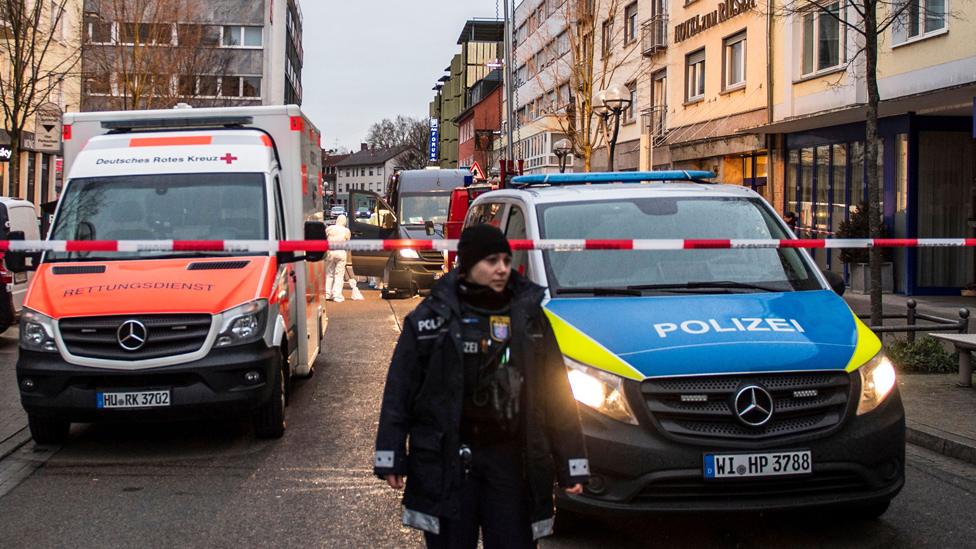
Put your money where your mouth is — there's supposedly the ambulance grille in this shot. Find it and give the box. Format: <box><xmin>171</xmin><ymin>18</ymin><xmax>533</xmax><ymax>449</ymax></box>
<box><xmin>641</xmin><ymin>372</ymin><xmax>852</xmax><ymax>443</ymax></box>
<box><xmin>59</xmin><ymin>314</ymin><xmax>212</xmax><ymax>361</ymax></box>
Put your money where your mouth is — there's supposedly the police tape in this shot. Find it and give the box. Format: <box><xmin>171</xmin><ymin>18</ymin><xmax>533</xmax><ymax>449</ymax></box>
<box><xmin>1</xmin><ymin>238</ymin><xmax>976</xmax><ymax>253</ymax></box>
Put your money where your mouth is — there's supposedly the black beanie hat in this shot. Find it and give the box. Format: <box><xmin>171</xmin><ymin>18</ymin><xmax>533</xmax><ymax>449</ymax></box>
<box><xmin>458</xmin><ymin>224</ymin><xmax>512</xmax><ymax>274</ymax></box>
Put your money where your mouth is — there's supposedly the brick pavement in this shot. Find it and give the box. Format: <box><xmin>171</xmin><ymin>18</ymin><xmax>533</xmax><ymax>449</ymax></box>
<box><xmin>898</xmin><ymin>373</ymin><xmax>976</xmax><ymax>464</ymax></box>
<box><xmin>0</xmin><ymin>329</ymin><xmax>25</xmax><ymax>454</ymax></box>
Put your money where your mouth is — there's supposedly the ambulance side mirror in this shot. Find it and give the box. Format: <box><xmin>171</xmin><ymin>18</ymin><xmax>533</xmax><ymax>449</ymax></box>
<box><xmin>4</xmin><ymin>231</ymin><xmax>33</xmax><ymax>273</ymax></box>
<box><xmin>303</xmin><ymin>221</ymin><xmax>327</xmax><ymax>263</ymax></box>
<box><xmin>823</xmin><ymin>270</ymin><xmax>845</xmax><ymax>296</ymax></box>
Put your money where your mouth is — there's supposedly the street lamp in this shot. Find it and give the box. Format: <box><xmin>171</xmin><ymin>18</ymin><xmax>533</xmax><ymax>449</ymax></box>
<box><xmin>552</xmin><ymin>138</ymin><xmax>572</xmax><ymax>173</ymax></box>
<box><xmin>599</xmin><ymin>84</ymin><xmax>632</xmax><ymax>172</ymax></box>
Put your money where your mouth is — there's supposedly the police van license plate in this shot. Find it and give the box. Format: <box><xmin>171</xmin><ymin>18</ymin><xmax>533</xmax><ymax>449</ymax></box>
<box><xmin>97</xmin><ymin>390</ymin><xmax>171</xmax><ymax>409</ymax></box>
<box><xmin>704</xmin><ymin>450</ymin><xmax>811</xmax><ymax>479</ymax></box>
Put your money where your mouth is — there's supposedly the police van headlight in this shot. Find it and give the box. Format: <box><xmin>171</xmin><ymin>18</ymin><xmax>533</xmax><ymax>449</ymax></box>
<box><xmin>399</xmin><ymin>249</ymin><xmax>420</xmax><ymax>259</ymax></box>
<box><xmin>564</xmin><ymin>357</ymin><xmax>638</xmax><ymax>425</ymax></box>
<box><xmin>20</xmin><ymin>308</ymin><xmax>58</xmax><ymax>353</ymax></box>
<box><xmin>857</xmin><ymin>352</ymin><xmax>897</xmax><ymax>415</ymax></box>
<box><xmin>216</xmin><ymin>300</ymin><xmax>268</xmax><ymax>348</ymax></box>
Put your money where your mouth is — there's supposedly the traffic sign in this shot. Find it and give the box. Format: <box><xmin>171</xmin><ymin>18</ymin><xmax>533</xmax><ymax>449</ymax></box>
<box><xmin>470</xmin><ymin>161</ymin><xmax>486</xmax><ymax>181</ymax></box>
<box><xmin>35</xmin><ymin>103</ymin><xmax>62</xmax><ymax>153</ymax></box>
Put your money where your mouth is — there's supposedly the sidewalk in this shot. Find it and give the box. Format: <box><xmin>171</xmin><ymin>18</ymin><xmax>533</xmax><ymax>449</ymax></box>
<box><xmin>899</xmin><ymin>374</ymin><xmax>976</xmax><ymax>464</ymax></box>
<box><xmin>845</xmin><ymin>292</ymin><xmax>976</xmax><ymax>334</ymax></box>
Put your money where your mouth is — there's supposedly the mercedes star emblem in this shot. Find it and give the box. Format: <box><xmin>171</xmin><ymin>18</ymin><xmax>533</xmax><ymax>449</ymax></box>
<box><xmin>117</xmin><ymin>320</ymin><xmax>148</xmax><ymax>351</ymax></box>
<box><xmin>733</xmin><ymin>385</ymin><xmax>775</xmax><ymax>427</ymax></box>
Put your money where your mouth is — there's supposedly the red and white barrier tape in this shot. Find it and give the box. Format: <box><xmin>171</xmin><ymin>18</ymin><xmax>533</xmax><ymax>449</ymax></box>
<box><xmin>1</xmin><ymin>238</ymin><xmax>975</xmax><ymax>253</ymax></box>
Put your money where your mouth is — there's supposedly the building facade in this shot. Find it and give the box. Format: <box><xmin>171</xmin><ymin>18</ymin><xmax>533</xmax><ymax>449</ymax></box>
<box><xmin>334</xmin><ymin>145</ymin><xmax>410</xmax><ymax>209</ymax></box>
<box><xmin>322</xmin><ymin>151</ymin><xmax>350</xmax><ymax>208</ymax></box>
<box><xmin>763</xmin><ymin>0</ymin><xmax>976</xmax><ymax>295</ymax></box>
<box><xmin>80</xmin><ymin>0</ymin><xmax>303</xmax><ymax>112</ymax></box>
<box><xmin>1</xmin><ymin>0</ymin><xmax>84</xmax><ymax>209</ymax></box>
<box><xmin>455</xmin><ymin>70</ymin><xmax>503</xmax><ymax>176</ymax></box>
<box><xmin>429</xmin><ymin>20</ymin><xmax>504</xmax><ymax>169</ymax></box>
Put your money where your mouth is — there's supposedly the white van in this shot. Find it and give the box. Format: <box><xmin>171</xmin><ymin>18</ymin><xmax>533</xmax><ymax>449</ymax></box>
<box><xmin>0</xmin><ymin>198</ymin><xmax>40</xmax><ymax>333</ymax></box>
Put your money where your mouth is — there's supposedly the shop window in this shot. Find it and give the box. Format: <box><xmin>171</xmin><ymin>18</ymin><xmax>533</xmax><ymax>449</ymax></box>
<box><xmin>893</xmin><ymin>0</ymin><xmax>946</xmax><ymax>44</ymax></box>
<box><xmin>723</xmin><ymin>32</ymin><xmax>747</xmax><ymax>90</ymax></box>
<box><xmin>685</xmin><ymin>49</ymin><xmax>705</xmax><ymax>101</ymax></box>
<box><xmin>801</xmin><ymin>2</ymin><xmax>844</xmax><ymax>75</ymax></box>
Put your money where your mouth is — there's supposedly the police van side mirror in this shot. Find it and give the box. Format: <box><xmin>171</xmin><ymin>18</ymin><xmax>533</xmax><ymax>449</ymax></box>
<box><xmin>823</xmin><ymin>270</ymin><xmax>846</xmax><ymax>296</ymax></box>
<box><xmin>303</xmin><ymin>221</ymin><xmax>327</xmax><ymax>262</ymax></box>
<box><xmin>4</xmin><ymin>231</ymin><xmax>34</xmax><ymax>273</ymax></box>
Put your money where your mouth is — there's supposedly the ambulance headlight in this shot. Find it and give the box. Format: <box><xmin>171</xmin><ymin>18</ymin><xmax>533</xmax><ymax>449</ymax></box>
<box><xmin>20</xmin><ymin>308</ymin><xmax>58</xmax><ymax>353</ymax></box>
<box><xmin>857</xmin><ymin>352</ymin><xmax>897</xmax><ymax>415</ymax></box>
<box><xmin>216</xmin><ymin>300</ymin><xmax>268</xmax><ymax>348</ymax></box>
<box><xmin>564</xmin><ymin>357</ymin><xmax>638</xmax><ymax>425</ymax></box>
<box><xmin>398</xmin><ymin>249</ymin><xmax>420</xmax><ymax>259</ymax></box>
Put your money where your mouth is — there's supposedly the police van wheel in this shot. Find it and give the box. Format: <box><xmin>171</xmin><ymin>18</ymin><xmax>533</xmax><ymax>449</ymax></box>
<box><xmin>28</xmin><ymin>414</ymin><xmax>69</xmax><ymax>445</ymax></box>
<box><xmin>850</xmin><ymin>500</ymin><xmax>891</xmax><ymax>520</ymax></box>
<box><xmin>254</xmin><ymin>354</ymin><xmax>287</xmax><ymax>439</ymax></box>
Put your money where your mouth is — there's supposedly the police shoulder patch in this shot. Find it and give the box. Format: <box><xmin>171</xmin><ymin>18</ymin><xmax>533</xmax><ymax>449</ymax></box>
<box><xmin>490</xmin><ymin>316</ymin><xmax>511</xmax><ymax>342</ymax></box>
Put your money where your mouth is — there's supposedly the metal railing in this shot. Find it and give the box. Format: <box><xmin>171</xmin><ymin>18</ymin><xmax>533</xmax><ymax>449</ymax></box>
<box><xmin>859</xmin><ymin>299</ymin><xmax>970</xmax><ymax>341</ymax></box>
<box><xmin>641</xmin><ymin>15</ymin><xmax>668</xmax><ymax>56</ymax></box>
<box><xmin>641</xmin><ymin>105</ymin><xmax>667</xmax><ymax>143</ymax></box>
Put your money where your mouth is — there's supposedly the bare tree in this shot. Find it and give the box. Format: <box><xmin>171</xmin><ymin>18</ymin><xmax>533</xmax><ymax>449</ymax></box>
<box><xmin>522</xmin><ymin>0</ymin><xmax>641</xmax><ymax>172</ymax></box>
<box><xmin>365</xmin><ymin>115</ymin><xmax>430</xmax><ymax>170</ymax></box>
<box><xmin>776</xmin><ymin>0</ymin><xmax>945</xmax><ymax>325</ymax></box>
<box><xmin>0</xmin><ymin>0</ymin><xmax>80</xmax><ymax>198</ymax></box>
<box><xmin>83</xmin><ymin>0</ymin><xmax>233</xmax><ymax>111</ymax></box>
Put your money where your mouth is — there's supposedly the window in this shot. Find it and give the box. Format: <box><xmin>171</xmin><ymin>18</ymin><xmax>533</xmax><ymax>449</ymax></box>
<box><xmin>242</xmin><ymin>77</ymin><xmax>261</xmax><ymax>98</ymax></box>
<box><xmin>85</xmin><ymin>73</ymin><xmax>111</xmax><ymax>95</ymax></box>
<box><xmin>50</xmin><ymin>1</ymin><xmax>64</xmax><ymax>38</ymax></box>
<box><xmin>178</xmin><ymin>24</ymin><xmax>221</xmax><ymax>47</ymax></box>
<box><xmin>198</xmin><ymin>76</ymin><xmax>219</xmax><ymax>96</ymax></box>
<box><xmin>601</xmin><ymin>19</ymin><xmax>613</xmax><ymax>58</ymax></box>
<box><xmin>893</xmin><ymin>0</ymin><xmax>946</xmax><ymax>44</ymax></box>
<box><xmin>220</xmin><ymin>76</ymin><xmax>240</xmax><ymax>97</ymax></box>
<box><xmin>686</xmin><ymin>49</ymin><xmax>705</xmax><ymax>101</ymax></box>
<box><xmin>369</xmin><ymin>168</ymin><xmax>374</xmax><ymax>176</ymax></box>
<box><xmin>723</xmin><ymin>32</ymin><xmax>747</xmax><ymax>89</ymax></box>
<box><xmin>624</xmin><ymin>2</ymin><xmax>638</xmax><ymax>44</ymax></box>
<box><xmin>86</xmin><ymin>20</ymin><xmax>112</xmax><ymax>44</ymax></box>
<box><xmin>506</xmin><ymin>206</ymin><xmax>530</xmax><ymax>276</ymax></box>
<box><xmin>801</xmin><ymin>2</ymin><xmax>843</xmax><ymax>75</ymax></box>
<box><xmin>223</xmin><ymin>26</ymin><xmax>263</xmax><ymax>47</ymax></box>
<box><xmin>625</xmin><ymin>81</ymin><xmax>637</xmax><ymax>123</ymax></box>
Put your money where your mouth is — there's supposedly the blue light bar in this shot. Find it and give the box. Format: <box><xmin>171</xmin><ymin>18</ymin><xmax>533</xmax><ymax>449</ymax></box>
<box><xmin>510</xmin><ymin>170</ymin><xmax>716</xmax><ymax>187</ymax></box>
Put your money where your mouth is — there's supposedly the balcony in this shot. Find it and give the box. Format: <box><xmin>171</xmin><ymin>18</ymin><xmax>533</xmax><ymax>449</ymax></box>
<box><xmin>641</xmin><ymin>15</ymin><xmax>668</xmax><ymax>56</ymax></box>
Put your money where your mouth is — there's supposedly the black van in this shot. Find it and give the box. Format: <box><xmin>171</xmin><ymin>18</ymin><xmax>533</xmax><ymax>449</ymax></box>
<box><xmin>349</xmin><ymin>169</ymin><xmax>471</xmax><ymax>298</ymax></box>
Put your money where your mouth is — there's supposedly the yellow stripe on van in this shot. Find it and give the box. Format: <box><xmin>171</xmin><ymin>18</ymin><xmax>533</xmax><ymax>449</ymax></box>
<box><xmin>544</xmin><ymin>308</ymin><xmax>645</xmax><ymax>381</ymax></box>
<box><xmin>844</xmin><ymin>311</ymin><xmax>882</xmax><ymax>372</ymax></box>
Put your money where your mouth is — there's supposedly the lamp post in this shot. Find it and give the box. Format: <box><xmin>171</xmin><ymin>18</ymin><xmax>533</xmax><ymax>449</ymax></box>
<box><xmin>552</xmin><ymin>138</ymin><xmax>572</xmax><ymax>173</ymax></box>
<box><xmin>599</xmin><ymin>85</ymin><xmax>632</xmax><ymax>172</ymax></box>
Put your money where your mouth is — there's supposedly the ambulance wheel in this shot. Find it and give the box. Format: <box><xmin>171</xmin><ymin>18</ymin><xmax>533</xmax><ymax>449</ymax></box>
<box><xmin>254</xmin><ymin>353</ymin><xmax>286</xmax><ymax>439</ymax></box>
<box><xmin>28</xmin><ymin>414</ymin><xmax>69</xmax><ymax>445</ymax></box>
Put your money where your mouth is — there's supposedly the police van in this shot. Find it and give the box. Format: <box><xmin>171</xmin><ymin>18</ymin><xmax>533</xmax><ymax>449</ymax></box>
<box><xmin>464</xmin><ymin>172</ymin><xmax>904</xmax><ymax>518</ymax></box>
<box><xmin>8</xmin><ymin>106</ymin><xmax>327</xmax><ymax>443</ymax></box>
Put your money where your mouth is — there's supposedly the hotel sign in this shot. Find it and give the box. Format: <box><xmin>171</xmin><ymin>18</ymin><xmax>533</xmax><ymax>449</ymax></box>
<box><xmin>674</xmin><ymin>0</ymin><xmax>758</xmax><ymax>43</ymax></box>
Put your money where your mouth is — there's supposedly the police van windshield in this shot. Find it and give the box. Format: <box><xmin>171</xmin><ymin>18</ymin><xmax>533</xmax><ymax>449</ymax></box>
<box><xmin>399</xmin><ymin>193</ymin><xmax>450</xmax><ymax>225</ymax></box>
<box><xmin>48</xmin><ymin>173</ymin><xmax>268</xmax><ymax>261</ymax></box>
<box><xmin>537</xmin><ymin>196</ymin><xmax>821</xmax><ymax>295</ymax></box>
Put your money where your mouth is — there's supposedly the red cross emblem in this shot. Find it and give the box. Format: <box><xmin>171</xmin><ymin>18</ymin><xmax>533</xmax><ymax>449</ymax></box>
<box><xmin>220</xmin><ymin>153</ymin><xmax>238</xmax><ymax>165</ymax></box>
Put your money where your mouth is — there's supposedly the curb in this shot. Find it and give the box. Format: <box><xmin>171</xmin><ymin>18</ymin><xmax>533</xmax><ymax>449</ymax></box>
<box><xmin>906</xmin><ymin>422</ymin><xmax>976</xmax><ymax>465</ymax></box>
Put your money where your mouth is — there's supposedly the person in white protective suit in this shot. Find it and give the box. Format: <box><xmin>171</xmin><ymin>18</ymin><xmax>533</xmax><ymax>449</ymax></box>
<box><xmin>326</xmin><ymin>215</ymin><xmax>351</xmax><ymax>302</ymax></box>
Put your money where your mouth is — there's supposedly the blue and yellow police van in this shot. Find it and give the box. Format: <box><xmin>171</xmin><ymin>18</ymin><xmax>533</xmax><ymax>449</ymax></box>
<box><xmin>463</xmin><ymin>172</ymin><xmax>904</xmax><ymax>518</ymax></box>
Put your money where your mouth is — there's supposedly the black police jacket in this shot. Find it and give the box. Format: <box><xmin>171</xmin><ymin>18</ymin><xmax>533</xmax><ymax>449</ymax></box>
<box><xmin>374</xmin><ymin>270</ymin><xmax>589</xmax><ymax>540</ymax></box>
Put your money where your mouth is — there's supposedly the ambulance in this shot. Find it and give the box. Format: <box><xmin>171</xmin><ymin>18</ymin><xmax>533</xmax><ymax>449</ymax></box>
<box><xmin>464</xmin><ymin>172</ymin><xmax>905</xmax><ymax>518</ymax></box>
<box><xmin>9</xmin><ymin>105</ymin><xmax>327</xmax><ymax>443</ymax></box>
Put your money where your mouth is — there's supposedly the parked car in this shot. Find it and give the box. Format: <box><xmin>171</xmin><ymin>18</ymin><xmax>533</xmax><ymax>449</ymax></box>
<box><xmin>328</xmin><ymin>206</ymin><xmax>346</xmax><ymax>218</ymax></box>
<box><xmin>0</xmin><ymin>197</ymin><xmax>40</xmax><ymax>334</ymax></box>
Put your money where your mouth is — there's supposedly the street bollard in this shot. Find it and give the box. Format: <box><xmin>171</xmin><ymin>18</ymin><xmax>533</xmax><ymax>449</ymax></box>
<box><xmin>958</xmin><ymin>309</ymin><xmax>971</xmax><ymax>387</ymax></box>
<box><xmin>906</xmin><ymin>300</ymin><xmax>916</xmax><ymax>343</ymax></box>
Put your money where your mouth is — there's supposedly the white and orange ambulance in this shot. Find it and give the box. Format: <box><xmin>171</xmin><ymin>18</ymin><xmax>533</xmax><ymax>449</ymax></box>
<box><xmin>10</xmin><ymin>105</ymin><xmax>327</xmax><ymax>443</ymax></box>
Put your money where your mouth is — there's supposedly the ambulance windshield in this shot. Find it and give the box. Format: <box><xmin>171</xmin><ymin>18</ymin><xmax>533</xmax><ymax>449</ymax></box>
<box><xmin>48</xmin><ymin>173</ymin><xmax>268</xmax><ymax>261</ymax></box>
<box><xmin>538</xmin><ymin>196</ymin><xmax>822</xmax><ymax>294</ymax></box>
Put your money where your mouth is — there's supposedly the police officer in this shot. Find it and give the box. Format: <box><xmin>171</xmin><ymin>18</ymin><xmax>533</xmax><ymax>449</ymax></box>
<box><xmin>375</xmin><ymin>224</ymin><xmax>589</xmax><ymax>548</ymax></box>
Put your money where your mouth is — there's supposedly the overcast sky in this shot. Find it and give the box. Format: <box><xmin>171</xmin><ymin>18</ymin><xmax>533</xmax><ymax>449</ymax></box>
<box><xmin>301</xmin><ymin>1</ymin><xmax>499</xmax><ymax>152</ymax></box>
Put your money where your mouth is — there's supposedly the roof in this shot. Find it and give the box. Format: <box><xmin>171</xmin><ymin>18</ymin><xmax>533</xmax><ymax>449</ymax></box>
<box><xmin>482</xmin><ymin>182</ymin><xmax>760</xmax><ymax>206</ymax></box>
<box><xmin>457</xmin><ymin>19</ymin><xmax>504</xmax><ymax>44</ymax></box>
<box><xmin>334</xmin><ymin>146</ymin><xmax>409</xmax><ymax>168</ymax></box>
<box><xmin>322</xmin><ymin>152</ymin><xmax>351</xmax><ymax>166</ymax></box>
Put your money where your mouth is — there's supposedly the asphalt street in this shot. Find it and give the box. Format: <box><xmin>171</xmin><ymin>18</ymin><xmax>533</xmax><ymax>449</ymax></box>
<box><xmin>0</xmin><ymin>291</ymin><xmax>973</xmax><ymax>548</ymax></box>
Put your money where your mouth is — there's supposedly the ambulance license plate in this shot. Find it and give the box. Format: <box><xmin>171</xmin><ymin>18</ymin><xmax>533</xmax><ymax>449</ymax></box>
<box><xmin>704</xmin><ymin>450</ymin><xmax>811</xmax><ymax>479</ymax></box>
<box><xmin>97</xmin><ymin>390</ymin><xmax>171</xmax><ymax>409</ymax></box>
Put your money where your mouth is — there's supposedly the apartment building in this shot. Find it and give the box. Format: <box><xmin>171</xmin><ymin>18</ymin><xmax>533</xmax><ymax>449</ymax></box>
<box><xmin>762</xmin><ymin>0</ymin><xmax>976</xmax><ymax>295</ymax></box>
<box><xmin>334</xmin><ymin>145</ymin><xmax>410</xmax><ymax>209</ymax></box>
<box><xmin>455</xmin><ymin>70</ymin><xmax>503</xmax><ymax>175</ymax></box>
<box><xmin>429</xmin><ymin>20</ymin><xmax>504</xmax><ymax>169</ymax></box>
<box><xmin>1</xmin><ymin>0</ymin><xmax>83</xmax><ymax>208</ymax></box>
<box><xmin>322</xmin><ymin>151</ymin><xmax>351</xmax><ymax>208</ymax></box>
<box><xmin>80</xmin><ymin>0</ymin><xmax>303</xmax><ymax>111</ymax></box>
